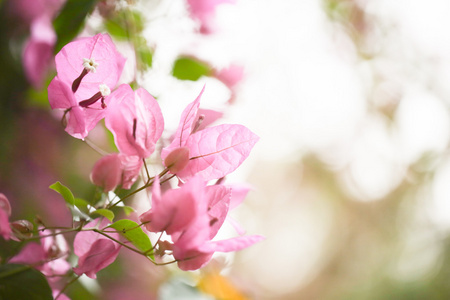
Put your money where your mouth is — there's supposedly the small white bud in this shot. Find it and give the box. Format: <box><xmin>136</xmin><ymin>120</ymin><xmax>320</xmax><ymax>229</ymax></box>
<box><xmin>99</xmin><ymin>84</ymin><xmax>111</xmax><ymax>96</ymax></box>
<box><xmin>82</xmin><ymin>58</ymin><xmax>99</xmax><ymax>73</ymax></box>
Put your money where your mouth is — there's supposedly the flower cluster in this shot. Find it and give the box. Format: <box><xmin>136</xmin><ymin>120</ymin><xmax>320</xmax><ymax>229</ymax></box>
<box><xmin>0</xmin><ymin>30</ymin><xmax>262</xmax><ymax>299</ymax></box>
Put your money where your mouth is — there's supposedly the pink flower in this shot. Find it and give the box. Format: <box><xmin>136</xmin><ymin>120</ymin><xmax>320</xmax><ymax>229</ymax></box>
<box><xmin>73</xmin><ymin>219</ymin><xmax>121</xmax><ymax>279</ymax></box>
<box><xmin>140</xmin><ymin>176</ymin><xmax>208</xmax><ymax>235</ymax></box>
<box><xmin>9</xmin><ymin>0</ymin><xmax>65</xmax><ymax>24</ymax></box>
<box><xmin>0</xmin><ymin>193</ymin><xmax>12</xmax><ymax>240</ymax></box>
<box><xmin>23</xmin><ymin>16</ymin><xmax>56</xmax><ymax>89</ymax></box>
<box><xmin>90</xmin><ymin>84</ymin><xmax>164</xmax><ymax>190</ymax></box>
<box><xmin>48</xmin><ymin>76</ymin><xmax>114</xmax><ymax>139</ymax></box>
<box><xmin>170</xmin><ymin>184</ymin><xmax>263</xmax><ymax>271</ymax></box>
<box><xmin>214</xmin><ymin>64</ymin><xmax>243</xmax><ymax>90</ymax></box>
<box><xmin>139</xmin><ymin>176</ymin><xmax>263</xmax><ymax>271</ymax></box>
<box><xmin>48</xmin><ymin>33</ymin><xmax>126</xmax><ymax>139</ymax></box>
<box><xmin>90</xmin><ymin>153</ymin><xmax>143</xmax><ymax>191</ymax></box>
<box><xmin>186</xmin><ymin>0</ymin><xmax>236</xmax><ymax>34</ymax></box>
<box><xmin>161</xmin><ymin>86</ymin><xmax>259</xmax><ymax>182</ymax></box>
<box><xmin>214</xmin><ymin>64</ymin><xmax>244</xmax><ymax>103</ymax></box>
<box><xmin>9</xmin><ymin>230</ymin><xmax>71</xmax><ymax>278</ymax></box>
<box><xmin>105</xmin><ymin>84</ymin><xmax>164</xmax><ymax>158</ymax></box>
<box><xmin>174</xmin><ymin>235</ymin><xmax>265</xmax><ymax>271</ymax></box>
<box><xmin>55</xmin><ymin>33</ymin><xmax>125</xmax><ymax>97</ymax></box>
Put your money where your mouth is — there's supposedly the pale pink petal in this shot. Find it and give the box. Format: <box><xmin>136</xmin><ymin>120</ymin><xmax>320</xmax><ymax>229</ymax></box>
<box><xmin>0</xmin><ymin>210</ymin><xmax>11</xmax><ymax>240</ymax></box>
<box><xmin>214</xmin><ymin>64</ymin><xmax>244</xmax><ymax>89</ymax></box>
<box><xmin>55</xmin><ymin>33</ymin><xmax>126</xmax><ymax>102</ymax></box>
<box><xmin>73</xmin><ymin>238</ymin><xmax>121</xmax><ymax>279</ymax></box>
<box><xmin>176</xmin><ymin>250</ymin><xmax>213</xmax><ymax>271</ymax></box>
<box><xmin>10</xmin><ymin>0</ymin><xmax>65</xmax><ymax>23</ymax></box>
<box><xmin>53</xmin><ymin>290</ymin><xmax>70</xmax><ymax>300</ymax></box>
<box><xmin>48</xmin><ymin>77</ymin><xmax>91</xmax><ymax>139</ymax></box>
<box><xmin>195</xmin><ymin>108</ymin><xmax>223</xmax><ymax>132</ymax></box>
<box><xmin>226</xmin><ymin>215</ymin><xmax>246</xmax><ymax>235</ymax></box>
<box><xmin>205</xmin><ymin>185</ymin><xmax>231</xmax><ymax>239</ymax></box>
<box><xmin>48</xmin><ymin>76</ymin><xmax>76</xmax><ymax>109</ymax></box>
<box><xmin>0</xmin><ymin>193</ymin><xmax>11</xmax><ymax>239</ymax></box>
<box><xmin>23</xmin><ymin>16</ymin><xmax>56</xmax><ymax>89</ymax></box>
<box><xmin>202</xmin><ymin>235</ymin><xmax>265</xmax><ymax>253</ymax></box>
<box><xmin>228</xmin><ymin>183</ymin><xmax>252</xmax><ymax>210</ymax></box>
<box><xmin>91</xmin><ymin>153</ymin><xmax>122</xmax><ymax>192</ymax></box>
<box><xmin>9</xmin><ymin>242</ymin><xmax>46</xmax><ymax>265</ymax></box>
<box><xmin>118</xmin><ymin>154</ymin><xmax>143</xmax><ymax>189</ymax></box>
<box><xmin>73</xmin><ymin>219</ymin><xmax>118</xmax><ymax>257</ymax></box>
<box><xmin>175</xmin><ymin>235</ymin><xmax>264</xmax><ymax>271</ymax></box>
<box><xmin>40</xmin><ymin>229</ymin><xmax>69</xmax><ymax>257</ymax></box>
<box><xmin>139</xmin><ymin>176</ymin><xmax>161</xmax><ymax>229</ymax></box>
<box><xmin>177</xmin><ymin>124</ymin><xmax>259</xmax><ymax>181</ymax></box>
<box><xmin>0</xmin><ymin>193</ymin><xmax>11</xmax><ymax>216</ymax></box>
<box><xmin>73</xmin><ymin>219</ymin><xmax>121</xmax><ymax>278</ymax></box>
<box><xmin>134</xmin><ymin>88</ymin><xmax>165</xmax><ymax>154</ymax></box>
<box><xmin>187</xmin><ymin>0</ymin><xmax>236</xmax><ymax>34</ymax></box>
<box><xmin>42</xmin><ymin>258</ymin><xmax>71</xmax><ymax>279</ymax></box>
<box><xmin>141</xmin><ymin>176</ymin><xmax>206</xmax><ymax>235</ymax></box>
<box><xmin>171</xmin><ymin>209</ymin><xmax>211</xmax><ymax>255</ymax></box>
<box><xmin>65</xmin><ymin>105</ymin><xmax>88</xmax><ymax>139</ymax></box>
<box><xmin>106</xmin><ymin>85</ymin><xmax>164</xmax><ymax>158</ymax></box>
<box><xmin>161</xmin><ymin>86</ymin><xmax>205</xmax><ymax>160</ymax></box>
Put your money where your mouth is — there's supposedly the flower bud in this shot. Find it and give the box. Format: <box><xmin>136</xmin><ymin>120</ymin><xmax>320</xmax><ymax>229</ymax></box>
<box><xmin>164</xmin><ymin>147</ymin><xmax>190</xmax><ymax>174</ymax></box>
<box><xmin>90</xmin><ymin>154</ymin><xmax>122</xmax><ymax>192</ymax></box>
<box><xmin>11</xmin><ymin>220</ymin><xmax>33</xmax><ymax>239</ymax></box>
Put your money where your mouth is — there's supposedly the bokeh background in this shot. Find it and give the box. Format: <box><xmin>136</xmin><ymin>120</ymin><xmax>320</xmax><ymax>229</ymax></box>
<box><xmin>2</xmin><ymin>0</ymin><xmax>450</xmax><ymax>299</ymax></box>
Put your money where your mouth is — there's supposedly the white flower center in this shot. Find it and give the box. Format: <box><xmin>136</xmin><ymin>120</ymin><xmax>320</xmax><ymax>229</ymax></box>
<box><xmin>99</xmin><ymin>84</ymin><xmax>111</xmax><ymax>96</ymax></box>
<box><xmin>83</xmin><ymin>58</ymin><xmax>99</xmax><ymax>73</ymax></box>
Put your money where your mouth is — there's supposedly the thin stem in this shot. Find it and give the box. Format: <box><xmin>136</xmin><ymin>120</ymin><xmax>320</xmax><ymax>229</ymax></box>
<box><xmin>102</xmin><ymin>221</ymin><xmax>149</xmax><ymax>233</ymax></box>
<box><xmin>160</xmin><ymin>174</ymin><xmax>176</xmax><ymax>184</ymax></box>
<box><xmin>108</xmin><ymin>183</ymin><xmax>148</xmax><ymax>209</ymax></box>
<box><xmin>108</xmin><ymin>167</ymin><xmax>171</xmax><ymax>209</ymax></box>
<box><xmin>55</xmin><ymin>274</ymin><xmax>81</xmax><ymax>300</ymax></box>
<box><xmin>143</xmin><ymin>159</ymin><xmax>152</xmax><ymax>184</ymax></box>
<box><xmin>145</xmin><ymin>231</ymin><xmax>163</xmax><ymax>254</ymax></box>
<box><xmin>93</xmin><ymin>229</ymin><xmax>153</xmax><ymax>259</ymax></box>
<box><xmin>24</xmin><ymin>228</ymin><xmax>81</xmax><ymax>241</ymax></box>
<box><xmin>84</xmin><ymin>138</ymin><xmax>109</xmax><ymax>156</ymax></box>
<box><xmin>154</xmin><ymin>259</ymin><xmax>177</xmax><ymax>266</ymax></box>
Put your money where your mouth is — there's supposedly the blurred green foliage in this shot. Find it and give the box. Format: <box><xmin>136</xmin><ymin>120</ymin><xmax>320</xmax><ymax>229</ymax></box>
<box><xmin>0</xmin><ymin>264</ymin><xmax>53</xmax><ymax>300</ymax></box>
<box><xmin>53</xmin><ymin>0</ymin><xmax>98</xmax><ymax>53</ymax></box>
<box><xmin>172</xmin><ymin>57</ymin><xmax>212</xmax><ymax>81</ymax></box>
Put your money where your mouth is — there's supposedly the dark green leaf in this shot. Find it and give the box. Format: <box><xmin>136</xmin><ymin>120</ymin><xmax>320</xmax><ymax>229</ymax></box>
<box><xmin>49</xmin><ymin>181</ymin><xmax>75</xmax><ymax>206</ymax></box>
<box><xmin>53</xmin><ymin>0</ymin><xmax>98</xmax><ymax>53</ymax></box>
<box><xmin>92</xmin><ymin>209</ymin><xmax>115</xmax><ymax>222</ymax></box>
<box><xmin>108</xmin><ymin>219</ymin><xmax>153</xmax><ymax>259</ymax></box>
<box><xmin>0</xmin><ymin>264</ymin><xmax>52</xmax><ymax>300</ymax></box>
<box><xmin>172</xmin><ymin>57</ymin><xmax>212</xmax><ymax>81</ymax></box>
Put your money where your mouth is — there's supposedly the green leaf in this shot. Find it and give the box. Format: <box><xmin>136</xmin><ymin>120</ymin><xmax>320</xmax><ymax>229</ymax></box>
<box><xmin>137</xmin><ymin>47</ymin><xmax>153</xmax><ymax>69</ymax></box>
<box><xmin>74</xmin><ymin>197</ymin><xmax>90</xmax><ymax>214</ymax></box>
<box><xmin>122</xmin><ymin>206</ymin><xmax>135</xmax><ymax>216</ymax></box>
<box><xmin>105</xmin><ymin>19</ymin><xmax>128</xmax><ymax>40</ymax></box>
<box><xmin>92</xmin><ymin>209</ymin><xmax>115</xmax><ymax>222</ymax></box>
<box><xmin>53</xmin><ymin>0</ymin><xmax>98</xmax><ymax>53</ymax></box>
<box><xmin>108</xmin><ymin>219</ymin><xmax>153</xmax><ymax>259</ymax></box>
<box><xmin>172</xmin><ymin>57</ymin><xmax>212</xmax><ymax>81</ymax></box>
<box><xmin>0</xmin><ymin>264</ymin><xmax>53</xmax><ymax>300</ymax></box>
<box><xmin>49</xmin><ymin>181</ymin><xmax>75</xmax><ymax>206</ymax></box>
